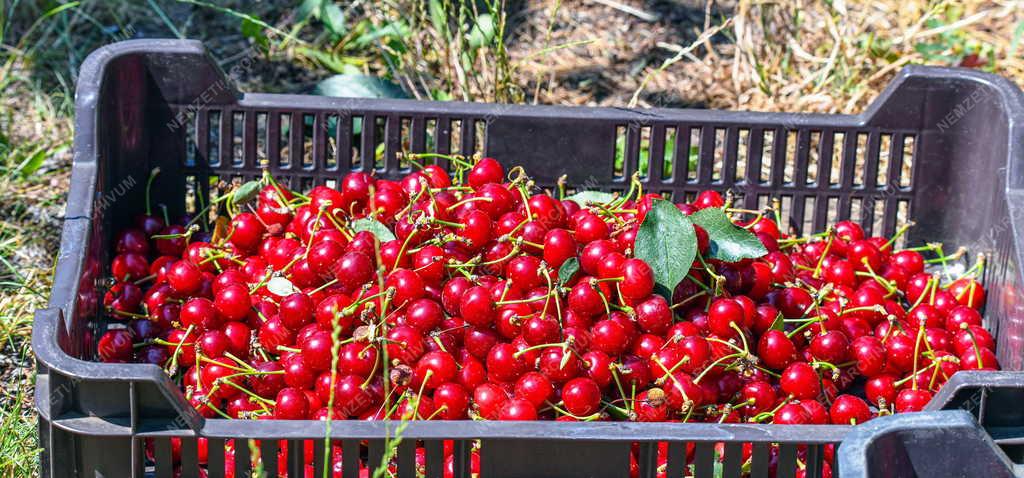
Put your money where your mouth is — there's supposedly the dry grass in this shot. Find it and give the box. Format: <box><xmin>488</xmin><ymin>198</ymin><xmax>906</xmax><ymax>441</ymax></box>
<box><xmin>507</xmin><ymin>0</ymin><xmax>1024</xmax><ymax>112</ymax></box>
<box><xmin>327</xmin><ymin>1</ymin><xmax>1022</xmax><ymax>113</ymax></box>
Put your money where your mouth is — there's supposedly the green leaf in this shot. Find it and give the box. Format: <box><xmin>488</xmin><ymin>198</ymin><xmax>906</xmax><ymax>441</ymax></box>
<box><xmin>15</xmin><ymin>147</ymin><xmax>48</xmax><ymax>177</ymax></box>
<box><xmin>312</xmin><ymin>74</ymin><xmax>409</xmax><ymax>99</ymax></box>
<box><xmin>295</xmin><ymin>0</ymin><xmax>323</xmax><ymax>22</ymax></box>
<box><xmin>1009</xmin><ymin>19</ymin><xmax>1024</xmax><ymax>57</ymax></box>
<box><xmin>431</xmin><ymin>89</ymin><xmax>453</xmax><ymax>101</ymax></box>
<box><xmin>231</xmin><ymin>180</ymin><xmax>262</xmax><ymax>206</ymax></box>
<box><xmin>16</xmin><ymin>143</ymin><xmax>67</xmax><ymax>177</ymax></box>
<box><xmin>352</xmin><ymin>20</ymin><xmax>409</xmax><ymax>48</ymax></box>
<box><xmin>428</xmin><ymin>0</ymin><xmax>449</xmax><ymax>37</ymax></box>
<box><xmin>634</xmin><ymin>199</ymin><xmax>697</xmax><ymax>299</ymax></box>
<box><xmin>690</xmin><ymin>208</ymin><xmax>768</xmax><ymax>262</ymax></box>
<box><xmin>320</xmin><ymin>3</ymin><xmax>347</xmax><ymax>36</ymax></box>
<box><xmin>241</xmin><ymin>17</ymin><xmax>269</xmax><ymax>50</ymax></box>
<box><xmin>351</xmin><ymin>217</ymin><xmax>397</xmax><ymax>242</ymax></box>
<box><xmin>295</xmin><ymin>47</ymin><xmax>358</xmax><ymax>74</ymax></box>
<box><xmin>558</xmin><ymin>257</ymin><xmax>580</xmax><ymax>287</ymax></box>
<box><xmin>466</xmin><ymin>13</ymin><xmax>495</xmax><ymax>49</ymax></box>
<box><xmin>770</xmin><ymin>312</ymin><xmax>785</xmax><ymax>332</ymax></box>
<box><xmin>565</xmin><ymin>190</ymin><xmax>617</xmax><ymax>206</ymax></box>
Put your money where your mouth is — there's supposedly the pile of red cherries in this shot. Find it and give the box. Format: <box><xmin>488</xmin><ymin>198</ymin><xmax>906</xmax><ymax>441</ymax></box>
<box><xmin>97</xmin><ymin>156</ymin><xmax>996</xmax><ymax>477</ymax></box>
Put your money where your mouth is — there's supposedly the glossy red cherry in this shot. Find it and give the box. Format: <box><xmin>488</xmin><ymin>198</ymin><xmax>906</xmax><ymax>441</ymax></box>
<box><xmin>433</xmin><ymin>382</ymin><xmax>470</xmax><ymax>419</ymax></box>
<box><xmin>562</xmin><ymin>377</ymin><xmax>601</xmax><ymax>416</ymax></box>
<box><xmin>568</xmin><ymin>278</ymin><xmax>612</xmax><ymax>318</ymax></box>
<box><xmin>413</xmin><ymin>351</ymin><xmax>458</xmax><ymax>390</ymax></box>
<box><xmin>275</xmin><ymin>292</ymin><xmax>312</xmax><ymax>330</ymax></box>
<box><xmin>799</xmin><ymin>399</ymin><xmax>830</xmax><ymax>425</ymax></box>
<box><xmin>834</xmin><ymin>220</ymin><xmax>864</xmax><ymax>243</ymax></box>
<box><xmin>579</xmin><ymin>240</ymin><xmax>618</xmax><ymax>276</ymax></box>
<box><xmin>632</xmin><ymin>388</ymin><xmax>669</xmax><ymax>422</ymax></box>
<box><xmin>830</xmin><ymin>394</ymin><xmax>872</xmax><ymax>424</ymax></box>
<box><xmin>461</xmin><ymin>286</ymin><xmax>496</xmax><ymax>328</ymax></box>
<box><xmin>274</xmin><ymin>388</ymin><xmax>309</xmax><ymax>419</ymax></box>
<box><xmin>385</xmin><ymin>268</ymin><xmax>426</xmax><ymax>305</ymax></box>
<box><xmin>459</xmin><ymin>210</ymin><xmax>493</xmax><ymax>251</ymax></box>
<box><xmin>780</xmin><ymin>362</ymin><xmax>821</xmax><ymax>400</ymax></box>
<box><xmin>111</xmin><ymin>253</ymin><xmax>150</xmax><ymax>282</ymax></box>
<box><xmin>486</xmin><ymin>343</ymin><xmax>526</xmax><ymax>382</ymax></box>
<box><xmin>337</xmin><ymin>342</ymin><xmax>377</xmax><ymax>377</ymax></box>
<box><xmin>773</xmin><ymin>403</ymin><xmax>811</xmax><ymax>424</ymax></box>
<box><xmin>473</xmin><ymin>382</ymin><xmax>509</xmax><ymax>420</ymax></box>
<box><xmin>809</xmin><ymin>330</ymin><xmax>850</xmax><ymax>364</ymax></box>
<box><xmin>895</xmin><ymin>388</ymin><xmax>932</xmax><ymax>412</ymax></box>
<box><xmin>468</xmin><ymin>157</ymin><xmax>505</xmax><ymax>188</ymax></box>
<box><xmin>538</xmin><ymin>346</ymin><xmax>581</xmax><ymax>383</ymax></box>
<box><xmin>543</xmin><ymin>229</ymin><xmax>578</xmax><ymax>269</ymax></box>
<box><xmin>707</xmin><ymin>298</ymin><xmax>745</xmax><ymax>337</ymax></box>
<box><xmin>214</xmin><ymin>284</ymin><xmax>251</xmax><ymax>322</ymax></box>
<box><xmin>960</xmin><ymin>347</ymin><xmax>999</xmax><ymax>371</ymax></box>
<box><xmin>507</xmin><ymin>255</ymin><xmax>543</xmax><ymax>291</ymax></box>
<box><xmin>180</xmin><ymin>297</ymin><xmax>220</xmax><ymax>331</ymax></box>
<box><xmin>573</xmin><ymin>212</ymin><xmax>609</xmax><ymax>243</ymax></box>
<box><xmin>693</xmin><ymin>190</ymin><xmax>725</xmax><ymax>210</ymax></box>
<box><xmin>590</xmin><ymin>319</ymin><xmax>629</xmax><ymax>355</ymax></box>
<box><xmin>499</xmin><ymin>399</ymin><xmax>539</xmax><ymax>421</ymax></box>
<box><xmin>757</xmin><ymin>330</ymin><xmax>798</xmax><ymax>370</ymax></box>
<box><xmin>948</xmin><ymin>278</ymin><xmax>986</xmax><ymax>309</ymax></box>
<box><xmin>97</xmin><ymin>330</ymin><xmax>134</xmax><ymax>362</ymax></box>
<box><xmin>332</xmin><ymin>251</ymin><xmax>374</xmax><ymax>292</ymax></box>
<box><xmin>850</xmin><ymin>336</ymin><xmax>886</xmax><ymax>377</ymax></box>
<box><xmin>890</xmin><ymin>250</ymin><xmax>924</xmax><ymax>275</ymax></box>
<box><xmin>522</xmin><ymin>314</ymin><xmax>560</xmax><ymax>346</ymax></box>
<box><xmin>619</xmin><ymin>259</ymin><xmax>655</xmax><ymax>300</ymax></box>
<box><xmin>514</xmin><ymin>372</ymin><xmax>554</xmax><ymax>408</ymax></box>
<box><xmin>385</xmin><ymin>325</ymin><xmax>426</xmax><ymax>365</ymax></box>
<box><xmin>632</xmin><ymin>295</ymin><xmax>671</xmax><ymax>335</ymax></box>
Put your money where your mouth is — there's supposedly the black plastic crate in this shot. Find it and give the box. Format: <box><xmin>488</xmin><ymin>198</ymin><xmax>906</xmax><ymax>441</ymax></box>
<box><xmin>33</xmin><ymin>39</ymin><xmax>1024</xmax><ymax>477</ymax></box>
<box><xmin>837</xmin><ymin>409</ymin><xmax>1019</xmax><ymax>477</ymax></box>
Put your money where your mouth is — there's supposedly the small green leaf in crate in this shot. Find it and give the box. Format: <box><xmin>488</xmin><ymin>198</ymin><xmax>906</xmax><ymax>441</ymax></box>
<box><xmin>351</xmin><ymin>217</ymin><xmax>397</xmax><ymax>242</ymax></box>
<box><xmin>231</xmin><ymin>179</ymin><xmax>262</xmax><ymax>206</ymax></box>
<box><xmin>558</xmin><ymin>257</ymin><xmax>580</xmax><ymax>287</ymax></box>
<box><xmin>634</xmin><ymin>199</ymin><xmax>697</xmax><ymax>299</ymax></box>
<box><xmin>690</xmin><ymin>208</ymin><xmax>768</xmax><ymax>262</ymax></box>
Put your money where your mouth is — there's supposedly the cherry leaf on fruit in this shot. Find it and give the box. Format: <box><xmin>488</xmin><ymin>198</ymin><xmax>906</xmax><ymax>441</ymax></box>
<box><xmin>558</xmin><ymin>257</ymin><xmax>580</xmax><ymax>287</ymax></box>
<box><xmin>565</xmin><ymin>190</ymin><xmax>617</xmax><ymax>206</ymax></box>
<box><xmin>351</xmin><ymin>217</ymin><xmax>397</xmax><ymax>242</ymax></box>
<box><xmin>770</xmin><ymin>312</ymin><xmax>785</xmax><ymax>332</ymax></box>
<box><xmin>690</xmin><ymin>208</ymin><xmax>768</xmax><ymax>262</ymax></box>
<box><xmin>231</xmin><ymin>180</ymin><xmax>262</xmax><ymax>206</ymax></box>
<box><xmin>634</xmin><ymin>199</ymin><xmax>697</xmax><ymax>300</ymax></box>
